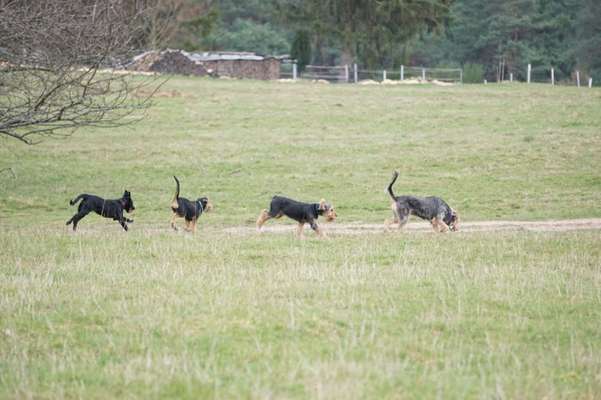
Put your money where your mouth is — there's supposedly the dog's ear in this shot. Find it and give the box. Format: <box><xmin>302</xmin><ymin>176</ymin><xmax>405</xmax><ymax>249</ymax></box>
<box><xmin>124</xmin><ymin>190</ymin><xmax>131</xmax><ymax>197</ymax></box>
<box><xmin>319</xmin><ymin>198</ymin><xmax>327</xmax><ymax>210</ymax></box>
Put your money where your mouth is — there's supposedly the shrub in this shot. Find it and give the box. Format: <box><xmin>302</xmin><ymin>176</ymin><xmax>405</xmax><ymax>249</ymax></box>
<box><xmin>463</xmin><ymin>63</ymin><xmax>485</xmax><ymax>83</ymax></box>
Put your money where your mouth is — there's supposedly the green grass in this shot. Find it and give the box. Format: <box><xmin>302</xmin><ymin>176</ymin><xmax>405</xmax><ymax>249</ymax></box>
<box><xmin>1</xmin><ymin>78</ymin><xmax>601</xmax><ymax>398</ymax></box>
<box><xmin>1</xmin><ymin>78</ymin><xmax>600</xmax><ymax>225</ymax></box>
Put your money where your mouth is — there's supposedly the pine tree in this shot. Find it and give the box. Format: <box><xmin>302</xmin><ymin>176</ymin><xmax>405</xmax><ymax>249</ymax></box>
<box><xmin>290</xmin><ymin>31</ymin><xmax>311</xmax><ymax>72</ymax></box>
<box><xmin>576</xmin><ymin>0</ymin><xmax>601</xmax><ymax>83</ymax></box>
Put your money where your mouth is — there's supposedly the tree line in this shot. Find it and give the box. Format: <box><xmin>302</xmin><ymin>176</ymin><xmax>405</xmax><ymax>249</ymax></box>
<box><xmin>160</xmin><ymin>0</ymin><xmax>600</xmax><ymax>82</ymax></box>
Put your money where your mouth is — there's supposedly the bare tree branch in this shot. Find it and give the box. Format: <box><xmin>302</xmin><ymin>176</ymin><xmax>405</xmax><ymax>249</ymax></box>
<box><xmin>0</xmin><ymin>0</ymin><xmax>165</xmax><ymax>145</ymax></box>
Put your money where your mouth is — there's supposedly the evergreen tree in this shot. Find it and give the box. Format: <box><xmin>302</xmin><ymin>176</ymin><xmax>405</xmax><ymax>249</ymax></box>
<box><xmin>575</xmin><ymin>0</ymin><xmax>601</xmax><ymax>83</ymax></box>
<box><xmin>276</xmin><ymin>0</ymin><xmax>452</xmax><ymax>68</ymax></box>
<box><xmin>415</xmin><ymin>0</ymin><xmax>581</xmax><ymax>81</ymax></box>
<box><xmin>290</xmin><ymin>31</ymin><xmax>312</xmax><ymax>72</ymax></box>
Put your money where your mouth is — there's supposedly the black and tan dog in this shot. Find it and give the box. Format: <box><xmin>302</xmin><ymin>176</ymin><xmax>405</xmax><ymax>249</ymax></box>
<box><xmin>66</xmin><ymin>190</ymin><xmax>135</xmax><ymax>231</ymax></box>
<box><xmin>256</xmin><ymin>195</ymin><xmax>337</xmax><ymax>238</ymax></box>
<box><xmin>170</xmin><ymin>176</ymin><xmax>213</xmax><ymax>233</ymax></box>
<box><xmin>386</xmin><ymin>171</ymin><xmax>459</xmax><ymax>232</ymax></box>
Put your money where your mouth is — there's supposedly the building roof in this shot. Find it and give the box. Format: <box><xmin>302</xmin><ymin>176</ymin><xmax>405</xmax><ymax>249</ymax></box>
<box><xmin>132</xmin><ymin>49</ymin><xmax>284</xmax><ymax>62</ymax></box>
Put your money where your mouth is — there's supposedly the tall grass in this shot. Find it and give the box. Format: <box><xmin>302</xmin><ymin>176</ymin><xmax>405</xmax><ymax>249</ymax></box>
<box><xmin>1</xmin><ymin>228</ymin><xmax>600</xmax><ymax>398</ymax></box>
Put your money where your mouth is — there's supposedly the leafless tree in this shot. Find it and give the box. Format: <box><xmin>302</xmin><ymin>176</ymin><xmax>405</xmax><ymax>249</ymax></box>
<box><xmin>138</xmin><ymin>0</ymin><xmax>216</xmax><ymax>50</ymax></box>
<box><xmin>0</xmin><ymin>0</ymin><xmax>163</xmax><ymax>145</ymax></box>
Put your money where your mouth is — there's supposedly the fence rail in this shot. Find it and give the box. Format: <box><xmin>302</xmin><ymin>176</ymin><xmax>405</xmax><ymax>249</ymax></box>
<box><xmin>280</xmin><ymin>64</ymin><xmax>462</xmax><ymax>84</ymax></box>
<box><xmin>300</xmin><ymin>65</ymin><xmax>348</xmax><ymax>82</ymax></box>
<box><xmin>279</xmin><ymin>62</ymin><xmax>595</xmax><ymax>87</ymax></box>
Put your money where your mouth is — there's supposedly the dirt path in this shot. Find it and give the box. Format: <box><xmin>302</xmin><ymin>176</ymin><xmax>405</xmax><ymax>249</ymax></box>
<box><xmin>18</xmin><ymin>218</ymin><xmax>601</xmax><ymax>236</ymax></box>
<box><xmin>223</xmin><ymin>218</ymin><xmax>601</xmax><ymax>236</ymax></box>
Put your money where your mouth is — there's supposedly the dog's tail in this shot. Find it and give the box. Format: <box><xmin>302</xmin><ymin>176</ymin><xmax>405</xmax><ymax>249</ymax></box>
<box><xmin>173</xmin><ymin>176</ymin><xmax>180</xmax><ymax>199</ymax></box>
<box><xmin>172</xmin><ymin>176</ymin><xmax>180</xmax><ymax>209</ymax></box>
<box><xmin>69</xmin><ymin>194</ymin><xmax>87</xmax><ymax>206</ymax></box>
<box><xmin>387</xmin><ymin>171</ymin><xmax>399</xmax><ymax>200</ymax></box>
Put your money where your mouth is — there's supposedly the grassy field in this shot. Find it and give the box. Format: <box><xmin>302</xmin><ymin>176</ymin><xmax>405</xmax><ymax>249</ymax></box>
<box><xmin>1</xmin><ymin>78</ymin><xmax>601</xmax><ymax>398</ymax></box>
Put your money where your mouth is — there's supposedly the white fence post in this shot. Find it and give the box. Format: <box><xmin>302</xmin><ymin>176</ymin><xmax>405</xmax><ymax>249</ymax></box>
<box><xmin>400</xmin><ymin>65</ymin><xmax>404</xmax><ymax>81</ymax></box>
<box><xmin>510</xmin><ymin>73</ymin><xmax>513</xmax><ymax>82</ymax></box>
<box><xmin>551</xmin><ymin>68</ymin><xmax>555</xmax><ymax>86</ymax></box>
<box><xmin>484</xmin><ymin>79</ymin><xmax>487</xmax><ymax>85</ymax></box>
<box><xmin>460</xmin><ymin>69</ymin><xmax>463</xmax><ymax>83</ymax></box>
<box><xmin>422</xmin><ymin>68</ymin><xmax>426</xmax><ymax>81</ymax></box>
<box><xmin>345</xmin><ymin>64</ymin><xmax>349</xmax><ymax>83</ymax></box>
<box><xmin>589</xmin><ymin>77</ymin><xmax>593</xmax><ymax>88</ymax></box>
<box><xmin>527</xmin><ymin>64</ymin><xmax>531</xmax><ymax>84</ymax></box>
<box><xmin>383</xmin><ymin>70</ymin><xmax>387</xmax><ymax>81</ymax></box>
<box><xmin>353</xmin><ymin>63</ymin><xmax>358</xmax><ymax>83</ymax></box>
<box><xmin>576</xmin><ymin>71</ymin><xmax>580</xmax><ymax>87</ymax></box>
<box><xmin>292</xmin><ymin>63</ymin><xmax>297</xmax><ymax>80</ymax></box>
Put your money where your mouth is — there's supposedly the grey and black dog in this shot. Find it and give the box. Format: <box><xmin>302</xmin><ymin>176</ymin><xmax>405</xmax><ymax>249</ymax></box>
<box><xmin>386</xmin><ymin>171</ymin><xmax>459</xmax><ymax>232</ymax></box>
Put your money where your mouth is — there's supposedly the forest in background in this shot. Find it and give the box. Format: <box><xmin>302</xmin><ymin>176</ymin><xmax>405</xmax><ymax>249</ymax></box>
<box><xmin>149</xmin><ymin>0</ymin><xmax>600</xmax><ymax>82</ymax></box>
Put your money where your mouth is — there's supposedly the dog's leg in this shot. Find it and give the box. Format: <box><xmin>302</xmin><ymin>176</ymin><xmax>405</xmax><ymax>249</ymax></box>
<box><xmin>170</xmin><ymin>213</ymin><xmax>179</xmax><ymax>231</ymax></box>
<box><xmin>171</xmin><ymin>212</ymin><xmax>177</xmax><ymax>231</ymax></box>
<box><xmin>68</xmin><ymin>210</ymin><xmax>90</xmax><ymax>231</ymax></box>
<box><xmin>183</xmin><ymin>219</ymin><xmax>191</xmax><ymax>232</ymax></box>
<box><xmin>437</xmin><ymin>217</ymin><xmax>449</xmax><ymax>233</ymax></box>
<box><xmin>432</xmin><ymin>217</ymin><xmax>449</xmax><ymax>233</ymax></box>
<box><xmin>396</xmin><ymin>207</ymin><xmax>409</xmax><ymax>231</ymax></box>
<box><xmin>384</xmin><ymin>203</ymin><xmax>398</xmax><ymax>231</ymax></box>
<box><xmin>397</xmin><ymin>215</ymin><xmax>409</xmax><ymax>230</ymax></box>
<box><xmin>116</xmin><ymin>211</ymin><xmax>128</xmax><ymax>231</ymax></box>
<box><xmin>191</xmin><ymin>218</ymin><xmax>197</xmax><ymax>234</ymax></box>
<box><xmin>309</xmin><ymin>220</ymin><xmax>325</xmax><ymax>238</ymax></box>
<box><xmin>386</xmin><ymin>203</ymin><xmax>403</xmax><ymax>231</ymax></box>
<box><xmin>256</xmin><ymin>209</ymin><xmax>272</xmax><ymax>232</ymax></box>
<box><xmin>296</xmin><ymin>222</ymin><xmax>305</xmax><ymax>239</ymax></box>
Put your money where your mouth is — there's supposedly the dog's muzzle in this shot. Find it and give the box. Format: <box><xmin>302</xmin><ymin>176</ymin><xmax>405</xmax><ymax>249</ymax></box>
<box><xmin>325</xmin><ymin>210</ymin><xmax>337</xmax><ymax>222</ymax></box>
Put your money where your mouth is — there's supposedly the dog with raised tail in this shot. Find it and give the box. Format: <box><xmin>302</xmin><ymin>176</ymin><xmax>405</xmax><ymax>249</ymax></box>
<box><xmin>170</xmin><ymin>176</ymin><xmax>213</xmax><ymax>233</ymax></box>
<box><xmin>386</xmin><ymin>171</ymin><xmax>459</xmax><ymax>232</ymax></box>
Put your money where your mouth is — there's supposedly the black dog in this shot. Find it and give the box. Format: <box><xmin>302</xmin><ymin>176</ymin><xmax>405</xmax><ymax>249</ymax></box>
<box><xmin>256</xmin><ymin>196</ymin><xmax>337</xmax><ymax>238</ymax></box>
<box><xmin>386</xmin><ymin>171</ymin><xmax>459</xmax><ymax>232</ymax></box>
<box><xmin>66</xmin><ymin>190</ymin><xmax>135</xmax><ymax>231</ymax></box>
<box><xmin>170</xmin><ymin>176</ymin><xmax>212</xmax><ymax>233</ymax></box>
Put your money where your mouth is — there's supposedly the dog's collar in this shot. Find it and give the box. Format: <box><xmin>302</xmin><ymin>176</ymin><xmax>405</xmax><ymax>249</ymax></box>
<box><xmin>196</xmin><ymin>200</ymin><xmax>204</xmax><ymax>214</ymax></box>
<box><xmin>314</xmin><ymin>203</ymin><xmax>323</xmax><ymax>216</ymax></box>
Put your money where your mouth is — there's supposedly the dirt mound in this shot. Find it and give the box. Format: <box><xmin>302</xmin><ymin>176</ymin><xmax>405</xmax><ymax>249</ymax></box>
<box><xmin>128</xmin><ymin>50</ymin><xmax>209</xmax><ymax>76</ymax></box>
